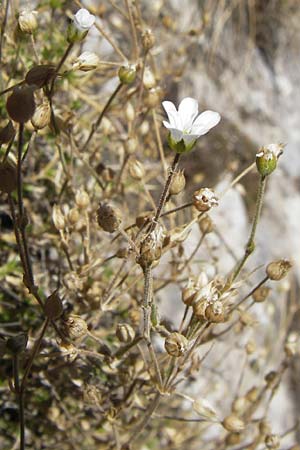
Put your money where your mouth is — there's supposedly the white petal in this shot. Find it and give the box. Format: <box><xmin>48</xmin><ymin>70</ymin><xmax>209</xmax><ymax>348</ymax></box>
<box><xmin>162</xmin><ymin>101</ymin><xmax>181</xmax><ymax>129</ymax></box>
<box><xmin>169</xmin><ymin>128</ymin><xmax>183</xmax><ymax>143</ymax></box>
<box><xmin>191</xmin><ymin>110</ymin><xmax>221</xmax><ymax>136</ymax></box>
<box><xmin>163</xmin><ymin>120</ymin><xmax>172</xmax><ymax>129</ymax></box>
<box><xmin>178</xmin><ymin>97</ymin><xmax>199</xmax><ymax>129</ymax></box>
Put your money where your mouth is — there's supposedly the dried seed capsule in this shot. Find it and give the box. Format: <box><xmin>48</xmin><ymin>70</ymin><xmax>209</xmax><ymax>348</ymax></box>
<box><xmin>52</xmin><ymin>205</ymin><xmax>65</xmax><ymax>231</ymax></box>
<box><xmin>138</xmin><ymin>225</ymin><xmax>165</xmax><ymax>268</ymax></box>
<box><xmin>63</xmin><ymin>315</ymin><xmax>88</xmax><ymax>340</ymax></box>
<box><xmin>44</xmin><ymin>291</ymin><xmax>63</xmax><ymax>320</ymax></box>
<box><xmin>165</xmin><ymin>332</ymin><xmax>188</xmax><ymax>357</ymax></box>
<box><xmin>266</xmin><ymin>259</ymin><xmax>292</xmax><ymax>281</ymax></box>
<box><xmin>265</xmin><ymin>434</ymin><xmax>280</xmax><ymax>449</ymax></box>
<box><xmin>6</xmin><ymin>87</ymin><xmax>35</xmax><ymax>123</ymax></box>
<box><xmin>193</xmin><ymin>398</ymin><xmax>218</xmax><ymax>420</ymax></box>
<box><xmin>222</xmin><ymin>415</ymin><xmax>245</xmax><ymax>433</ymax></box>
<box><xmin>182</xmin><ymin>284</ymin><xmax>196</xmax><ymax>306</ymax></box>
<box><xmin>246</xmin><ymin>386</ymin><xmax>259</xmax><ymax>403</ymax></box>
<box><xmin>252</xmin><ymin>285</ymin><xmax>271</xmax><ymax>302</ymax></box>
<box><xmin>199</xmin><ymin>215</ymin><xmax>214</xmax><ymax>234</ymax></box>
<box><xmin>144</xmin><ymin>87</ymin><xmax>161</xmax><ymax>108</ymax></box>
<box><xmin>124</xmin><ymin>136</ymin><xmax>138</xmax><ymax>154</ymax></box>
<box><xmin>68</xmin><ymin>208</ymin><xmax>80</xmax><ymax>225</ymax></box>
<box><xmin>225</xmin><ymin>433</ymin><xmax>242</xmax><ymax>446</ymax></box>
<box><xmin>0</xmin><ymin>161</ymin><xmax>17</xmax><ymax>193</ymax></box>
<box><xmin>143</xmin><ymin>67</ymin><xmax>156</xmax><ymax>89</ymax></box>
<box><xmin>0</xmin><ymin>121</ymin><xmax>15</xmax><ymax>144</ymax></box>
<box><xmin>72</xmin><ymin>51</ymin><xmax>99</xmax><ymax>72</ymax></box>
<box><xmin>97</xmin><ymin>203</ymin><xmax>122</xmax><ymax>233</ymax></box>
<box><xmin>25</xmin><ymin>64</ymin><xmax>56</xmax><ymax>88</ymax></box>
<box><xmin>169</xmin><ymin>170</ymin><xmax>186</xmax><ymax>195</ymax></box>
<box><xmin>193</xmin><ymin>299</ymin><xmax>209</xmax><ymax>320</ymax></box>
<box><xmin>128</xmin><ymin>158</ymin><xmax>145</xmax><ymax>180</ymax></box>
<box><xmin>232</xmin><ymin>397</ymin><xmax>248</xmax><ymax>414</ymax></box>
<box><xmin>116</xmin><ymin>323</ymin><xmax>135</xmax><ymax>343</ymax></box>
<box><xmin>118</xmin><ymin>64</ymin><xmax>137</xmax><ymax>84</ymax></box>
<box><xmin>205</xmin><ymin>301</ymin><xmax>225</xmax><ymax>323</ymax></box>
<box><xmin>141</xmin><ymin>29</ymin><xmax>155</xmax><ymax>50</ymax></box>
<box><xmin>75</xmin><ymin>189</ymin><xmax>90</xmax><ymax>209</ymax></box>
<box><xmin>31</xmin><ymin>99</ymin><xmax>51</xmax><ymax>129</ymax></box>
<box><xmin>193</xmin><ymin>188</ymin><xmax>218</xmax><ymax>212</ymax></box>
<box><xmin>18</xmin><ymin>10</ymin><xmax>38</xmax><ymax>34</ymax></box>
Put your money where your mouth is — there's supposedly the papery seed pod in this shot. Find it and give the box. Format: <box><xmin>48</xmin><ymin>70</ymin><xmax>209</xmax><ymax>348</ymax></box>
<box><xmin>63</xmin><ymin>315</ymin><xmax>88</xmax><ymax>340</ymax></box>
<box><xmin>31</xmin><ymin>99</ymin><xmax>51</xmax><ymax>129</ymax></box>
<box><xmin>18</xmin><ymin>10</ymin><xmax>38</xmax><ymax>34</ymax></box>
<box><xmin>232</xmin><ymin>397</ymin><xmax>248</xmax><ymax>414</ymax></box>
<box><xmin>6</xmin><ymin>87</ymin><xmax>35</xmax><ymax>123</ymax></box>
<box><xmin>128</xmin><ymin>158</ymin><xmax>145</xmax><ymax>180</ymax></box>
<box><xmin>222</xmin><ymin>415</ymin><xmax>245</xmax><ymax>433</ymax></box>
<box><xmin>143</xmin><ymin>67</ymin><xmax>156</xmax><ymax>89</ymax></box>
<box><xmin>193</xmin><ymin>398</ymin><xmax>218</xmax><ymax>420</ymax></box>
<box><xmin>266</xmin><ymin>259</ymin><xmax>292</xmax><ymax>281</ymax></box>
<box><xmin>259</xmin><ymin>419</ymin><xmax>271</xmax><ymax>436</ymax></box>
<box><xmin>44</xmin><ymin>291</ymin><xmax>63</xmax><ymax>320</ymax></box>
<box><xmin>68</xmin><ymin>208</ymin><xmax>80</xmax><ymax>225</ymax></box>
<box><xmin>118</xmin><ymin>64</ymin><xmax>137</xmax><ymax>84</ymax></box>
<box><xmin>138</xmin><ymin>225</ymin><xmax>165</xmax><ymax>268</ymax></box>
<box><xmin>205</xmin><ymin>301</ymin><xmax>225</xmax><ymax>323</ymax></box>
<box><xmin>52</xmin><ymin>205</ymin><xmax>65</xmax><ymax>231</ymax></box>
<box><xmin>265</xmin><ymin>434</ymin><xmax>280</xmax><ymax>449</ymax></box>
<box><xmin>0</xmin><ymin>161</ymin><xmax>17</xmax><ymax>193</ymax></box>
<box><xmin>193</xmin><ymin>299</ymin><xmax>209</xmax><ymax>320</ymax></box>
<box><xmin>169</xmin><ymin>170</ymin><xmax>185</xmax><ymax>195</ymax></box>
<box><xmin>225</xmin><ymin>433</ymin><xmax>242</xmax><ymax>446</ymax></box>
<box><xmin>116</xmin><ymin>323</ymin><xmax>135</xmax><ymax>343</ymax></box>
<box><xmin>165</xmin><ymin>332</ymin><xmax>188</xmax><ymax>357</ymax></box>
<box><xmin>246</xmin><ymin>386</ymin><xmax>259</xmax><ymax>403</ymax></box>
<box><xmin>141</xmin><ymin>29</ymin><xmax>155</xmax><ymax>50</ymax></box>
<box><xmin>256</xmin><ymin>144</ymin><xmax>284</xmax><ymax>177</ymax></box>
<box><xmin>25</xmin><ymin>64</ymin><xmax>56</xmax><ymax>88</ymax></box>
<box><xmin>252</xmin><ymin>285</ymin><xmax>271</xmax><ymax>302</ymax></box>
<box><xmin>193</xmin><ymin>188</ymin><xmax>218</xmax><ymax>212</ymax></box>
<box><xmin>75</xmin><ymin>189</ymin><xmax>90</xmax><ymax>209</ymax></box>
<box><xmin>144</xmin><ymin>87</ymin><xmax>162</xmax><ymax>108</ymax></box>
<box><xmin>124</xmin><ymin>136</ymin><xmax>138</xmax><ymax>154</ymax></box>
<box><xmin>182</xmin><ymin>284</ymin><xmax>196</xmax><ymax>306</ymax></box>
<box><xmin>0</xmin><ymin>121</ymin><xmax>15</xmax><ymax>144</ymax></box>
<box><xmin>97</xmin><ymin>203</ymin><xmax>122</xmax><ymax>233</ymax></box>
<box><xmin>6</xmin><ymin>333</ymin><xmax>28</xmax><ymax>355</ymax></box>
<box><xmin>199</xmin><ymin>215</ymin><xmax>214</xmax><ymax>234</ymax></box>
<box><xmin>72</xmin><ymin>51</ymin><xmax>99</xmax><ymax>72</ymax></box>
<box><xmin>125</xmin><ymin>102</ymin><xmax>135</xmax><ymax>122</ymax></box>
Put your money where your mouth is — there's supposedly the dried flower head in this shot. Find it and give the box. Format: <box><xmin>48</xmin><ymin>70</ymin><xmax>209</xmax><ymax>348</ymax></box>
<box><xmin>63</xmin><ymin>315</ymin><xmax>88</xmax><ymax>340</ymax></box>
<box><xmin>169</xmin><ymin>170</ymin><xmax>186</xmax><ymax>195</ymax></box>
<box><xmin>18</xmin><ymin>10</ymin><xmax>38</xmax><ymax>34</ymax></box>
<box><xmin>116</xmin><ymin>323</ymin><xmax>135</xmax><ymax>343</ymax></box>
<box><xmin>97</xmin><ymin>203</ymin><xmax>122</xmax><ymax>233</ymax></box>
<box><xmin>72</xmin><ymin>51</ymin><xmax>100</xmax><ymax>72</ymax></box>
<box><xmin>31</xmin><ymin>99</ymin><xmax>51</xmax><ymax>129</ymax></box>
<box><xmin>165</xmin><ymin>332</ymin><xmax>188</xmax><ymax>357</ymax></box>
<box><xmin>222</xmin><ymin>415</ymin><xmax>245</xmax><ymax>433</ymax></box>
<box><xmin>138</xmin><ymin>224</ymin><xmax>165</xmax><ymax>268</ymax></box>
<box><xmin>266</xmin><ymin>259</ymin><xmax>292</xmax><ymax>280</ymax></box>
<box><xmin>193</xmin><ymin>188</ymin><xmax>219</xmax><ymax>212</ymax></box>
<box><xmin>162</xmin><ymin>97</ymin><xmax>220</xmax><ymax>153</ymax></box>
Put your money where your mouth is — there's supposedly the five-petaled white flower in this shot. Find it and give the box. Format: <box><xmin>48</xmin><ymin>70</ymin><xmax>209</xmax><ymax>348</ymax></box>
<box><xmin>73</xmin><ymin>8</ymin><xmax>95</xmax><ymax>31</ymax></box>
<box><xmin>162</xmin><ymin>97</ymin><xmax>220</xmax><ymax>152</ymax></box>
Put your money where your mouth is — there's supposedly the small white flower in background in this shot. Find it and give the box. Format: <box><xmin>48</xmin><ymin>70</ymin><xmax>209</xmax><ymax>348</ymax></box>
<box><xmin>72</xmin><ymin>52</ymin><xmax>99</xmax><ymax>72</ymax></box>
<box><xmin>162</xmin><ymin>97</ymin><xmax>220</xmax><ymax>153</ymax></box>
<box><xmin>73</xmin><ymin>8</ymin><xmax>95</xmax><ymax>31</ymax></box>
<box><xmin>67</xmin><ymin>9</ymin><xmax>95</xmax><ymax>43</ymax></box>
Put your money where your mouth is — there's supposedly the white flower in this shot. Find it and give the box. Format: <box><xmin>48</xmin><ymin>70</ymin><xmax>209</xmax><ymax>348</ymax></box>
<box><xmin>73</xmin><ymin>8</ymin><xmax>95</xmax><ymax>31</ymax></box>
<box><xmin>162</xmin><ymin>97</ymin><xmax>220</xmax><ymax>152</ymax></box>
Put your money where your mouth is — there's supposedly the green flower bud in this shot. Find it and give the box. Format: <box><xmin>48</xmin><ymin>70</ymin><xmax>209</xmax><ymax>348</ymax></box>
<box><xmin>256</xmin><ymin>144</ymin><xmax>284</xmax><ymax>177</ymax></box>
<box><xmin>118</xmin><ymin>64</ymin><xmax>137</xmax><ymax>84</ymax></box>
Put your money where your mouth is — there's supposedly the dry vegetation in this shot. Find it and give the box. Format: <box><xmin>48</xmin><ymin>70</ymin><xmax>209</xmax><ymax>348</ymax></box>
<box><xmin>0</xmin><ymin>1</ymin><xmax>299</xmax><ymax>449</ymax></box>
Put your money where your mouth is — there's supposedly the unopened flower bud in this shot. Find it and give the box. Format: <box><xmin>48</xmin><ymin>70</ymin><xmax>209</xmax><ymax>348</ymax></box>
<box><xmin>124</xmin><ymin>136</ymin><xmax>138</xmax><ymax>154</ymax></box>
<box><xmin>63</xmin><ymin>315</ymin><xmax>88</xmax><ymax>340</ymax></box>
<box><xmin>128</xmin><ymin>158</ymin><xmax>145</xmax><ymax>180</ymax></box>
<box><xmin>18</xmin><ymin>10</ymin><xmax>38</xmax><ymax>34</ymax></box>
<box><xmin>193</xmin><ymin>188</ymin><xmax>218</xmax><ymax>212</ymax></box>
<box><xmin>265</xmin><ymin>434</ymin><xmax>280</xmax><ymax>449</ymax></box>
<box><xmin>125</xmin><ymin>102</ymin><xmax>135</xmax><ymax>122</ymax></box>
<box><xmin>266</xmin><ymin>259</ymin><xmax>292</xmax><ymax>280</ymax></box>
<box><xmin>68</xmin><ymin>208</ymin><xmax>80</xmax><ymax>225</ymax></box>
<box><xmin>143</xmin><ymin>67</ymin><xmax>156</xmax><ymax>89</ymax></box>
<box><xmin>232</xmin><ymin>397</ymin><xmax>248</xmax><ymax>414</ymax></box>
<box><xmin>25</xmin><ymin>64</ymin><xmax>56</xmax><ymax>88</ymax></box>
<box><xmin>118</xmin><ymin>64</ymin><xmax>137</xmax><ymax>84</ymax></box>
<box><xmin>0</xmin><ymin>160</ymin><xmax>17</xmax><ymax>193</ymax></box>
<box><xmin>193</xmin><ymin>398</ymin><xmax>218</xmax><ymax>420</ymax></box>
<box><xmin>199</xmin><ymin>215</ymin><xmax>214</xmax><ymax>234</ymax></box>
<box><xmin>52</xmin><ymin>205</ymin><xmax>65</xmax><ymax>231</ymax></box>
<box><xmin>222</xmin><ymin>415</ymin><xmax>245</xmax><ymax>433</ymax></box>
<box><xmin>256</xmin><ymin>144</ymin><xmax>284</xmax><ymax>177</ymax></box>
<box><xmin>97</xmin><ymin>203</ymin><xmax>122</xmax><ymax>233</ymax></box>
<box><xmin>246</xmin><ymin>386</ymin><xmax>259</xmax><ymax>403</ymax></box>
<box><xmin>6</xmin><ymin>87</ymin><xmax>35</xmax><ymax>123</ymax></box>
<box><xmin>67</xmin><ymin>8</ymin><xmax>95</xmax><ymax>43</ymax></box>
<box><xmin>72</xmin><ymin>51</ymin><xmax>99</xmax><ymax>72</ymax></box>
<box><xmin>116</xmin><ymin>323</ymin><xmax>135</xmax><ymax>343</ymax></box>
<box><xmin>252</xmin><ymin>285</ymin><xmax>271</xmax><ymax>303</ymax></box>
<box><xmin>169</xmin><ymin>170</ymin><xmax>185</xmax><ymax>195</ymax></box>
<box><xmin>165</xmin><ymin>332</ymin><xmax>188</xmax><ymax>357</ymax></box>
<box><xmin>205</xmin><ymin>301</ymin><xmax>226</xmax><ymax>323</ymax></box>
<box><xmin>31</xmin><ymin>99</ymin><xmax>51</xmax><ymax>129</ymax></box>
<box><xmin>141</xmin><ymin>29</ymin><xmax>155</xmax><ymax>50</ymax></box>
<box><xmin>75</xmin><ymin>189</ymin><xmax>90</xmax><ymax>209</ymax></box>
<box><xmin>0</xmin><ymin>121</ymin><xmax>15</xmax><ymax>144</ymax></box>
